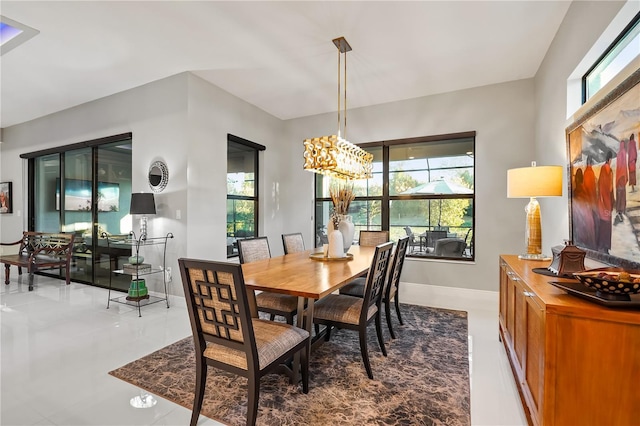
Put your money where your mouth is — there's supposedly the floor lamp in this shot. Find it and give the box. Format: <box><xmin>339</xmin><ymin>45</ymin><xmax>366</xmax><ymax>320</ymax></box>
<box><xmin>130</xmin><ymin>193</ymin><xmax>156</xmax><ymax>241</ymax></box>
<box><xmin>507</xmin><ymin>162</ymin><xmax>562</xmax><ymax>260</ymax></box>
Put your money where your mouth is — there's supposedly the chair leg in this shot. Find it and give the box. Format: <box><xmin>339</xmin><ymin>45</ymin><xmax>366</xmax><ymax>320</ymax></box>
<box><xmin>358</xmin><ymin>327</ymin><xmax>373</xmax><ymax>379</ymax></box>
<box><xmin>324</xmin><ymin>324</ymin><xmax>332</xmax><ymax>342</ymax></box>
<box><xmin>375</xmin><ymin>313</ymin><xmax>387</xmax><ymax>357</ymax></box>
<box><xmin>247</xmin><ymin>375</ymin><xmax>260</xmax><ymax>426</ymax></box>
<box><xmin>394</xmin><ymin>296</ymin><xmax>404</xmax><ymax>325</ymax></box>
<box><xmin>191</xmin><ymin>357</ymin><xmax>207</xmax><ymax>426</ymax></box>
<box><xmin>385</xmin><ymin>299</ymin><xmax>396</xmax><ymax>340</ymax></box>
<box><xmin>300</xmin><ymin>346</ymin><xmax>309</xmax><ymax>394</ymax></box>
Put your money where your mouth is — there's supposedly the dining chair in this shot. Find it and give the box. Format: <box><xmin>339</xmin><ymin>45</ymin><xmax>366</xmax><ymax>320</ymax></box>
<box><xmin>312</xmin><ymin>241</ymin><xmax>394</xmax><ymax>379</ymax></box>
<box><xmin>340</xmin><ymin>236</ymin><xmax>410</xmax><ymax>339</ymax></box>
<box><xmin>178</xmin><ymin>258</ymin><xmax>310</xmax><ymax>426</ymax></box>
<box><xmin>237</xmin><ymin>237</ymin><xmax>299</xmax><ymax>324</ymax></box>
<box><xmin>358</xmin><ymin>230</ymin><xmax>390</xmax><ymax>246</ymax></box>
<box><xmin>281</xmin><ymin>232</ymin><xmax>305</xmax><ymax>254</ymax></box>
<box><xmin>403</xmin><ymin>226</ymin><xmax>421</xmax><ymax>253</ymax></box>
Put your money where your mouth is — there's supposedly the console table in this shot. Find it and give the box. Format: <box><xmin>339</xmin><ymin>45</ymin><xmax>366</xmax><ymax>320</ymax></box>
<box><xmin>499</xmin><ymin>255</ymin><xmax>640</xmax><ymax>426</ymax></box>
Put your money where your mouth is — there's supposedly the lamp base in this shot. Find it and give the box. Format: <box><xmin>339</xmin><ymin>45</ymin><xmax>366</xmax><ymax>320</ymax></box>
<box><xmin>518</xmin><ymin>253</ymin><xmax>551</xmax><ymax>261</ymax></box>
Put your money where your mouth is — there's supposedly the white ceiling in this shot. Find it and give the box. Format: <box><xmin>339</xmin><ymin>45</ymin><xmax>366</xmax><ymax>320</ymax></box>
<box><xmin>0</xmin><ymin>1</ymin><xmax>572</xmax><ymax>129</ymax></box>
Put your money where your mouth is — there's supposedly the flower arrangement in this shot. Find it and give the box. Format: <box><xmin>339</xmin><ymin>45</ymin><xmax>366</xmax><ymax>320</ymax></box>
<box><xmin>329</xmin><ymin>182</ymin><xmax>355</xmax><ymax>228</ymax></box>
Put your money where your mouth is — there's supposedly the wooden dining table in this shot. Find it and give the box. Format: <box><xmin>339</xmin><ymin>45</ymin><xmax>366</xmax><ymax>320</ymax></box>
<box><xmin>241</xmin><ymin>245</ymin><xmax>376</xmax><ymax>376</ymax></box>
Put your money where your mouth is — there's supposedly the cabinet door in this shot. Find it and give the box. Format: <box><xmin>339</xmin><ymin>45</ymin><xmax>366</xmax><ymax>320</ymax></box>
<box><xmin>499</xmin><ymin>260</ymin><xmax>508</xmax><ymax>328</ymax></box>
<box><xmin>523</xmin><ymin>292</ymin><xmax>544</xmax><ymax>423</ymax></box>
<box><xmin>505</xmin><ymin>269</ymin><xmax>517</xmax><ymax>344</ymax></box>
<box><xmin>513</xmin><ymin>277</ymin><xmax>528</xmax><ymax>374</ymax></box>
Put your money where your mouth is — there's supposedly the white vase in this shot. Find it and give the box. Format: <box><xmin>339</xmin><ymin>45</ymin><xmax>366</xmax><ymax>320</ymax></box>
<box><xmin>328</xmin><ymin>230</ymin><xmax>345</xmax><ymax>258</ymax></box>
<box><xmin>338</xmin><ymin>215</ymin><xmax>355</xmax><ymax>253</ymax></box>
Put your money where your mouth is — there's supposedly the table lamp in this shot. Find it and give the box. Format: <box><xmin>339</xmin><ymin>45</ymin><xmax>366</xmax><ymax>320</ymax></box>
<box><xmin>130</xmin><ymin>193</ymin><xmax>156</xmax><ymax>240</ymax></box>
<box><xmin>507</xmin><ymin>162</ymin><xmax>562</xmax><ymax>260</ymax></box>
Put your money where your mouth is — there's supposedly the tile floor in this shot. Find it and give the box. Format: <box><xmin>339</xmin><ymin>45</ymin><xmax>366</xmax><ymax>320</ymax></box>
<box><xmin>1</xmin><ymin>276</ymin><xmax>526</xmax><ymax>426</ymax></box>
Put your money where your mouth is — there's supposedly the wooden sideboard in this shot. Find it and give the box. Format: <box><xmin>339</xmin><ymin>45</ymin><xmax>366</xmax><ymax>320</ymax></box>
<box><xmin>499</xmin><ymin>255</ymin><xmax>640</xmax><ymax>426</ymax></box>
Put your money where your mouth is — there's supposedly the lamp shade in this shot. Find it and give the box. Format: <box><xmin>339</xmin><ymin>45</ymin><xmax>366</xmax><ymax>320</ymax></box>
<box><xmin>507</xmin><ymin>165</ymin><xmax>563</xmax><ymax>198</ymax></box>
<box><xmin>130</xmin><ymin>193</ymin><xmax>156</xmax><ymax>215</ymax></box>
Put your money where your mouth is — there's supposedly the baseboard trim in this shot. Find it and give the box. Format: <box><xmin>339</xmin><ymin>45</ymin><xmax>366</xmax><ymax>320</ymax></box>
<box><xmin>399</xmin><ymin>282</ymin><xmax>498</xmax><ymax>312</ymax></box>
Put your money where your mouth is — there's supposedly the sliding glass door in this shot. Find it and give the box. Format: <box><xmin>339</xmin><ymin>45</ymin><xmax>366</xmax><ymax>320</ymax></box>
<box><xmin>28</xmin><ymin>135</ymin><xmax>132</xmax><ymax>289</ymax></box>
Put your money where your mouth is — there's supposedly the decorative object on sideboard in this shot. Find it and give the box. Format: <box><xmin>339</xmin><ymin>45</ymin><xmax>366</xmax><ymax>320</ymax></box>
<box><xmin>130</xmin><ymin>193</ymin><xmax>156</xmax><ymax>241</ymax></box>
<box><xmin>573</xmin><ymin>267</ymin><xmax>640</xmax><ymax>301</ymax></box>
<box><xmin>148</xmin><ymin>160</ymin><xmax>169</xmax><ymax>193</ymax></box>
<box><xmin>303</xmin><ymin>37</ymin><xmax>373</xmax><ymax>180</ymax></box>
<box><xmin>547</xmin><ymin>241</ymin><xmax>586</xmax><ymax>277</ymax></box>
<box><xmin>507</xmin><ymin>161</ymin><xmax>563</xmax><ymax>260</ymax></box>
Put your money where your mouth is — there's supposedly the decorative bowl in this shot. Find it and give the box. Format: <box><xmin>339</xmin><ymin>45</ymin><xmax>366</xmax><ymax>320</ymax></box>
<box><xmin>128</xmin><ymin>255</ymin><xmax>145</xmax><ymax>265</ymax></box>
<box><xmin>573</xmin><ymin>268</ymin><xmax>640</xmax><ymax>301</ymax></box>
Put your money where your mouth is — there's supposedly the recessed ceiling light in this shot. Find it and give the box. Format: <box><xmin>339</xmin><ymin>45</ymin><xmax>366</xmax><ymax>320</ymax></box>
<box><xmin>1</xmin><ymin>15</ymin><xmax>39</xmax><ymax>56</ymax></box>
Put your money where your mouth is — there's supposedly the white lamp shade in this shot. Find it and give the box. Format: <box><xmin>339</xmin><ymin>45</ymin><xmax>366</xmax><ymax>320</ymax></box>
<box><xmin>507</xmin><ymin>165</ymin><xmax>563</xmax><ymax>198</ymax></box>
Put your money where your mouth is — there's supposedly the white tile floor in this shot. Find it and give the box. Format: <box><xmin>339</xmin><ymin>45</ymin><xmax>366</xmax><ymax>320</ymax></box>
<box><xmin>1</xmin><ymin>276</ymin><xmax>526</xmax><ymax>426</ymax></box>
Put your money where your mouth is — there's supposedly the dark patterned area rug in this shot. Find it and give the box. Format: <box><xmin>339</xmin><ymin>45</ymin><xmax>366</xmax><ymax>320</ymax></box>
<box><xmin>109</xmin><ymin>304</ymin><xmax>470</xmax><ymax>426</ymax></box>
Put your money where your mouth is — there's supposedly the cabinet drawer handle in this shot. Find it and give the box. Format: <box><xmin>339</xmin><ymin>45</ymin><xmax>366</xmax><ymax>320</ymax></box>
<box><xmin>523</xmin><ymin>291</ymin><xmax>535</xmax><ymax>297</ymax></box>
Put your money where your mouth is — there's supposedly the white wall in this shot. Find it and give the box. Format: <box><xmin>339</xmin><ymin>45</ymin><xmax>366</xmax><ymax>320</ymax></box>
<box><xmin>534</xmin><ymin>0</ymin><xmax>629</xmax><ymax>253</ymax></box>
<box><xmin>283</xmin><ymin>79</ymin><xmax>537</xmax><ymax>292</ymax></box>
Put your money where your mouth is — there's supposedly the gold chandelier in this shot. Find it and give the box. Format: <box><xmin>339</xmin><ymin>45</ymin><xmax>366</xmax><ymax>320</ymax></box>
<box><xmin>303</xmin><ymin>37</ymin><xmax>373</xmax><ymax>180</ymax></box>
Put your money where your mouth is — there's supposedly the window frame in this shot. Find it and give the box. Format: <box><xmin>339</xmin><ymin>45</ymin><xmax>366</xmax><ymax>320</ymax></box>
<box><xmin>226</xmin><ymin>134</ymin><xmax>265</xmax><ymax>258</ymax></box>
<box><xmin>582</xmin><ymin>11</ymin><xmax>640</xmax><ymax>103</ymax></box>
<box><xmin>314</xmin><ymin>131</ymin><xmax>476</xmax><ymax>261</ymax></box>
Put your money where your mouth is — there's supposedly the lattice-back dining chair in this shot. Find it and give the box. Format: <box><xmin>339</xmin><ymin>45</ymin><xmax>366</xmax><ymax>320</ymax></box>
<box><xmin>312</xmin><ymin>241</ymin><xmax>394</xmax><ymax>379</ymax></box>
<box><xmin>358</xmin><ymin>230</ymin><xmax>390</xmax><ymax>247</ymax></box>
<box><xmin>340</xmin><ymin>237</ymin><xmax>410</xmax><ymax>339</ymax></box>
<box><xmin>178</xmin><ymin>258</ymin><xmax>309</xmax><ymax>426</ymax></box>
<box><xmin>237</xmin><ymin>237</ymin><xmax>271</xmax><ymax>264</ymax></box>
<box><xmin>237</xmin><ymin>237</ymin><xmax>299</xmax><ymax>324</ymax></box>
<box><xmin>281</xmin><ymin>233</ymin><xmax>305</xmax><ymax>255</ymax></box>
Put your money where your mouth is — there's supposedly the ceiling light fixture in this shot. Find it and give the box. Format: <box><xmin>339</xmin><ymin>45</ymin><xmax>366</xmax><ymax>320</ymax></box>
<box><xmin>303</xmin><ymin>37</ymin><xmax>373</xmax><ymax>180</ymax></box>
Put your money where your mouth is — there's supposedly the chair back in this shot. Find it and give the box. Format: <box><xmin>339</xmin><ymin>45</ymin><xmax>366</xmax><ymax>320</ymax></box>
<box><xmin>178</xmin><ymin>258</ymin><xmax>258</xmax><ymax>370</ymax></box>
<box><xmin>358</xmin><ymin>230</ymin><xmax>389</xmax><ymax>247</ymax></box>
<box><xmin>361</xmin><ymin>242</ymin><xmax>394</xmax><ymax>320</ymax></box>
<box><xmin>386</xmin><ymin>237</ymin><xmax>410</xmax><ymax>301</ymax></box>
<box><xmin>282</xmin><ymin>233</ymin><xmax>305</xmax><ymax>254</ymax></box>
<box><xmin>237</xmin><ymin>237</ymin><xmax>271</xmax><ymax>264</ymax></box>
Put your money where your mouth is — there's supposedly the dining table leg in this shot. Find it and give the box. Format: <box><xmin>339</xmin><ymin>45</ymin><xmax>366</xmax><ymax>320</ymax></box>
<box><xmin>293</xmin><ymin>296</ymin><xmax>313</xmax><ymax>385</ymax></box>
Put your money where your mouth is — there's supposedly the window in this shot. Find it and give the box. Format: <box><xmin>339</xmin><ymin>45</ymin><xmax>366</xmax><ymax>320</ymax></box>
<box><xmin>315</xmin><ymin>132</ymin><xmax>475</xmax><ymax>261</ymax></box>
<box><xmin>226</xmin><ymin>134</ymin><xmax>265</xmax><ymax>258</ymax></box>
<box><xmin>583</xmin><ymin>11</ymin><xmax>640</xmax><ymax>102</ymax></box>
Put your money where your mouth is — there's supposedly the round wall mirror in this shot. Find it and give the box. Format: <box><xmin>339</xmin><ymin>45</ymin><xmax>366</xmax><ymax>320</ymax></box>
<box><xmin>148</xmin><ymin>160</ymin><xmax>169</xmax><ymax>193</ymax></box>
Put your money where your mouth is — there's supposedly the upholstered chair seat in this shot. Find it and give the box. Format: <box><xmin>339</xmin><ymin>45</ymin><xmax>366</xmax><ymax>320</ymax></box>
<box><xmin>339</xmin><ymin>277</ymin><xmax>366</xmax><ymax>297</ymax></box>
<box><xmin>203</xmin><ymin>319</ymin><xmax>309</xmax><ymax>370</ymax></box>
<box><xmin>313</xmin><ymin>294</ymin><xmax>378</xmax><ymax>325</ymax></box>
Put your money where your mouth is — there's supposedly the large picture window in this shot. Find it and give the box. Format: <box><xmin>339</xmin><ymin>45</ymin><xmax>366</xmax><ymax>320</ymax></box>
<box><xmin>315</xmin><ymin>132</ymin><xmax>475</xmax><ymax>261</ymax></box>
<box><xmin>226</xmin><ymin>134</ymin><xmax>265</xmax><ymax>258</ymax></box>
